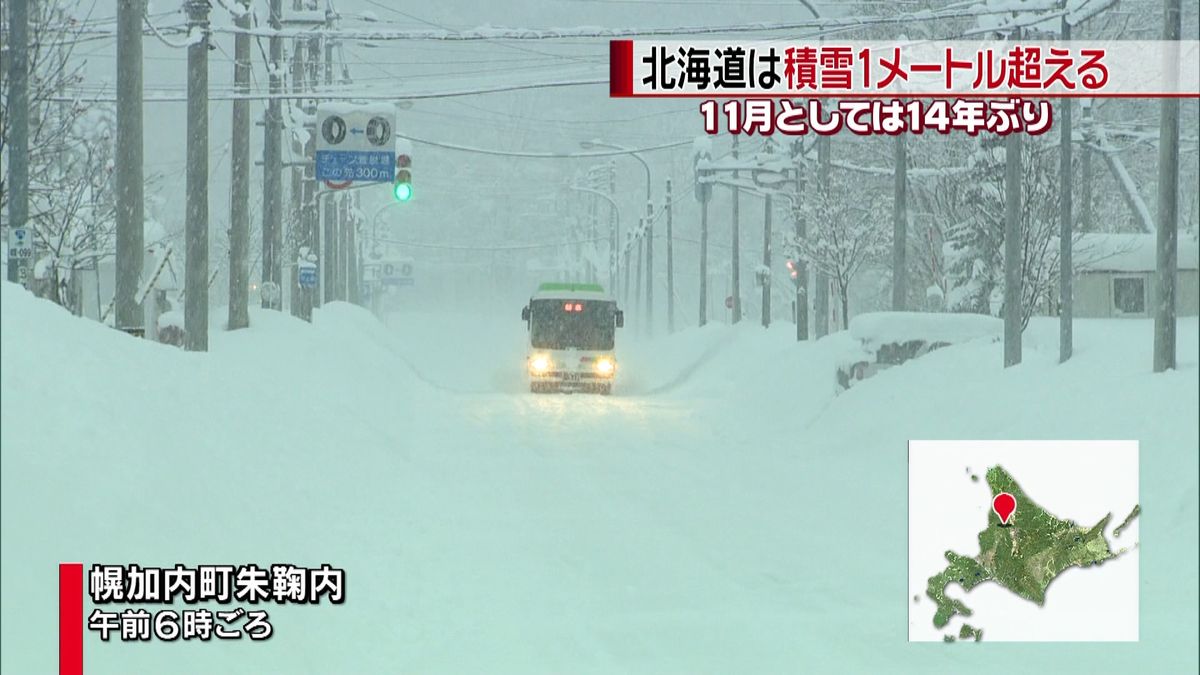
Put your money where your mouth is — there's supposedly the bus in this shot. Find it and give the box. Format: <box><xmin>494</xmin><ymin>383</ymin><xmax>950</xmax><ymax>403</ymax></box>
<box><xmin>520</xmin><ymin>282</ymin><xmax>624</xmax><ymax>394</ymax></box>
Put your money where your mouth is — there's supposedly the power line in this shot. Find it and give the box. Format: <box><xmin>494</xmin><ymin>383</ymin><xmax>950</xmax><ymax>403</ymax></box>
<box><xmin>52</xmin><ymin>77</ymin><xmax>608</xmax><ymax>103</ymax></box>
<box><xmin>369</xmin><ymin>236</ymin><xmax>609</xmax><ymax>252</ymax></box>
<box><xmin>395</xmin><ymin>134</ymin><xmax>693</xmax><ymax>158</ymax></box>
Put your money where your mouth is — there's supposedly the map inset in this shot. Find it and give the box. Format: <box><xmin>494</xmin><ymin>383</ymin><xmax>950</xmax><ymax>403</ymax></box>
<box><xmin>909</xmin><ymin>441</ymin><xmax>1140</xmax><ymax>643</ymax></box>
<box><xmin>925</xmin><ymin>466</ymin><xmax>1137</xmax><ymax>637</ymax></box>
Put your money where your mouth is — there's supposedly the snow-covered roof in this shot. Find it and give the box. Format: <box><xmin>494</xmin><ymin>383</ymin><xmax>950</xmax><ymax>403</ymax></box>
<box><xmin>849</xmin><ymin>311</ymin><xmax>1002</xmax><ymax>348</ymax></box>
<box><xmin>1075</xmin><ymin>233</ymin><xmax>1199</xmax><ymax>273</ymax></box>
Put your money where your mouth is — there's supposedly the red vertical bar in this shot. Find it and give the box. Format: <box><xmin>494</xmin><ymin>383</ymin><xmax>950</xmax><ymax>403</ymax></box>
<box><xmin>60</xmin><ymin>563</ymin><xmax>83</xmax><ymax>675</ymax></box>
<box><xmin>610</xmin><ymin>40</ymin><xmax>634</xmax><ymax>97</ymax></box>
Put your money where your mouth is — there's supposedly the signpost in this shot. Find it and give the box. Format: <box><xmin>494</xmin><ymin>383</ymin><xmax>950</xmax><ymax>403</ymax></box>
<box><xmin>8</xmin><ymin>227</ymin><xmax>33</xmax><ymax>287</ymax></box>
<box><xmin>315</xmin><ymin>103</ymin><xmax>397</xmax><ymax>184</ymax></box>
<box><xmin>298</xmin><ymin>261</ymin><xmax>318</xmax><ymax>289</ymax></box>
<box><xmin>367</xmin><ymin>255</ymin><xmax>415</xmax><ymax>284</ymax></box>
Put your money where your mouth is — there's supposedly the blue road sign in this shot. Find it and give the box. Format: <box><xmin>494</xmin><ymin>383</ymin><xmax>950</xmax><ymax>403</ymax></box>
<box><xmin>315</xmin><ymin>150</ymin><xmax>395</xmax><ymax>183</ymax></box>
<box><xmin>299</xmin><ymin>264</ymin><xmax>318</xmax><ymax>289</ymax></box>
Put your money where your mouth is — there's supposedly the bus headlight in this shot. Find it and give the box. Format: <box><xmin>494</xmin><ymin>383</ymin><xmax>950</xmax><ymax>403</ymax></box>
<box><xmin>594</xmin><ymin>357</ymin><xmax>615</xmax><ymax>376</ymax></box>
<box><xmin>529</xmin><ymin>355</ymin><xmax>552</xmax><ymax>374</ymax></box>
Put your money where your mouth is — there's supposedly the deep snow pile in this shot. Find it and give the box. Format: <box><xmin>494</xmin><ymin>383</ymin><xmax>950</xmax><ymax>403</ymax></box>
<box><xmin>848</xmin><ymin>310</ymin><xmax>1003</xmax><ymax>348</ymax></box>
<box><xmin>2</xmin><ymin>281</ymin><xmax>1197</xmax><ymax>674</ymax></box>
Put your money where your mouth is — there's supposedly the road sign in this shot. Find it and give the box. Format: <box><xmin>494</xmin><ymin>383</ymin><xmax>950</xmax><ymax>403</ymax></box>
<box><xmin>315</xmin><ymin>151</ymin><xmax>395</xmax><ymax>183</ymax></box>
<box><xmin>8</xmin><ymin>227</ymin><xmax>33</xmax><ymax>259</ymax></box>
<box><xmin>260</xmin><ymin>281</ymin><xmax>281</xmax><ymax>305</ymax></box>
<box><xmin>377</xmin><ymin>258</ymin><xmax>414</xmax><ymax>287</ymax></box>
<box><xmin>315</xmin><ymin>103</ymin><xmax>397</xmax><ymax>183</ymax></box>
<box><xmin>298</xmin><ymin>262</ymin><xmax>318</xmax><ymax>289</ymax></box>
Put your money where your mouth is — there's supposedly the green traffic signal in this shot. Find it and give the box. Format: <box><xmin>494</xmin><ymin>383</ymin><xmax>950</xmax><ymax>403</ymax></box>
<box><xmin>393</xmin><ymin>182</ymin><xmax>413</xmax><ymax>202</ymax></box>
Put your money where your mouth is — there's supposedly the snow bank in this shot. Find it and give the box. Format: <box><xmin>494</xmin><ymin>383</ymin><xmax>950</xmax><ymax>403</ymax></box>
<box><xmin>849</xmin><ymin>310</ymin><xmax>1003</xmax><ymax>348</ymax></box>
<box><xmin>2</xmin><ymin>280</ymin><xmax>1196</xmax><ymax>673</ymax></box>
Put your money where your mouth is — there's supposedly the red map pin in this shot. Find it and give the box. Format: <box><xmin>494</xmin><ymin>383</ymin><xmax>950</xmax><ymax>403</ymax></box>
<box><xmin>993</xmin><ymin>492</ymin><xmax>1017</xmax><ymax>525</ymax></box>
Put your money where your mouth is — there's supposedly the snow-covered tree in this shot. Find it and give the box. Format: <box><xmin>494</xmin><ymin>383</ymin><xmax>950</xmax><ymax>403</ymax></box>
<box><xmin>788</xmin><ymin>171</ymin><xmax>891</xmax><ymax>330</ymax></box>
<box><xmin>1</xmin><ymin>2</ymin><xmax>90</xmax><ymax>221</ymax></box>
<box><xmin>939</xmin><ymin>136</ymin><xmax>1064</xmax><ymax>329</ymax></box>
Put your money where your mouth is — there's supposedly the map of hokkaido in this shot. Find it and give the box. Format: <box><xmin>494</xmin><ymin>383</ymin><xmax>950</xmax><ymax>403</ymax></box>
<box><xmin>924</xmin><ymin>466</ymin><xmax>1139</xmax><ymax>642</ymax></box>
<box><xmin>909</xmin><ymin>440</ymin><xmax>1140</xmax><ymax>643</ymax></box>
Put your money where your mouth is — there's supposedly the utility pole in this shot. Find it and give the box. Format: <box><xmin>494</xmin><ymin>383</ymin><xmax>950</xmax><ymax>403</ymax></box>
<box><xmin>892</xmin><ymin>134</ymin><xmax>908</xmax><ymax>311</ymax></box>
<box><xmin>1058</xmin><ymin>13</ymin><xmax>1073</xmax><ymax>362</ymax></box>
<box><xmin>6</xmin><ymin>0</ymin><xmax>30</xmax><ymax>285</ymax></box>
<box><xmin>645</xmin><ymin>200</ymin><xmax>654</xmax><ymax>336</ymax></box>
<box><xmin>608</xmin><ymin>161</ymin><xmax>617</xmax><ymax>295</ymax></box>
<box><xmin>587</xmin><ymin>193</ymin><xmax>597</xmax><ymax>282</ymax></box>
<box><xmin>665</xmin><ymin>178</ymin><xmax>675</xmax><ymax>333</ymax></box>
<box><xmin>322</xmin><ymin>9</ymin><xmax>337</xmax><ymax>303</ymax></box>
<box><xmin>1153</xmin><ymin>0</ymin><xmax>1181</xmax><ymax>373</ymax></box>
<box><xmin>1080</xmin><ymin>100</ymin><xmax>1094</xmax><ymax>232</ymax></box>
<box><xmin>114</xmin><ymin>0</ymin><xmax>144</xmax><ymax>328</ymax></box>
<box><xmin>347</xmin><ymin>196</ymin><xmax>360</xmax><ymax>304</ymax></box>
<box><xmin>731</xmin><ymin>135</ymin><xmax>742</xmax><ymax>323</ymax></box>
<box><xmin>228</xmin><ymin>0</ymin><xmax>251</xmax><ymax>330</ymax></box>
<box><xmin>762</xmin><ymin>192</ymin><xmax>772</xmax><ymax>328</ymax></box>
<box><xmin>792</xmin><ymin>139</ymin><xmax>808</xmax><ymax>341</ymax></box>
<box><xmin>184</xmin><ymin>0</ymin><xmax>210</xmax><ymax>351</ymax></box>
<box><xmin>699</xmin><ymin>191</ymin><xmax>709</xmax><ymax>327</ymax></box>
<box><xmin>634</xmin><ymin>227</ymin><xmax>643</xmax><ymax>334</ymax></box>
<box><xmin>1004</xmin><ymin>127</ymin><xmax>1023</xmax><ymax>367</ymax></box>
<box><xmin>622</xmin><ymin>234</ymin><xmax>632</xmax><ymax>304</ymax></box>
<box><xmin>815</xmin><ymin>135</ymin><xmax>831</xmax><ymax>337</ymax></box>
<box><xmin>262</xmin><ymin>0</ymin><xmax>283</xmax><ymax>309</ymax></box>
<box><xmin>305</xmin><ymin>28</ymin><xmax>321</xmax><ymax>314</ymax></box>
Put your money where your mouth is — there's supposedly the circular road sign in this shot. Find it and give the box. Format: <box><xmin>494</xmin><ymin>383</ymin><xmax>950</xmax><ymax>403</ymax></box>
<box><xmin>321</xmin><ymin>115</ymin><xmax>347</xmax><ymax>145</ymax></box>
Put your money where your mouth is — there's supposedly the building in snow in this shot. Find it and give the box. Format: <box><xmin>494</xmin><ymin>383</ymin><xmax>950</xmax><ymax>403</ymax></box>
<box><xmin>1070</xmin><ymin>233</ymin><xmax>1199</xmax><ymax>318</ymax></box>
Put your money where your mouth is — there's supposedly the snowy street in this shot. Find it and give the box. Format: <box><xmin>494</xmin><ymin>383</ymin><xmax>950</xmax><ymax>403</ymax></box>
<box><xmin>2</xmin><ymin>283</ymin><xmax>1196</xmax><ymax>673</ymax></box>
<box><xmin>2</xmin><ymin>0</ymin><xmax>1198</xmax><ymax>670</ymax></box>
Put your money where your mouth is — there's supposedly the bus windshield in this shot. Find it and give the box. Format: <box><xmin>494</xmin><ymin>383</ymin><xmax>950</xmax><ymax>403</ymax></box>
<box><xmin>530</xmin><ymin>299</ymin><xmax>615</xmax><ymax>351</ymax></box>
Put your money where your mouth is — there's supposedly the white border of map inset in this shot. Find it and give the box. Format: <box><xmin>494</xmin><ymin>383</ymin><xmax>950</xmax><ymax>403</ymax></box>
<box><xmin>908</xmin><ymin>440</ymin><xmax>1139</xmax><ymax>642</ymax></box>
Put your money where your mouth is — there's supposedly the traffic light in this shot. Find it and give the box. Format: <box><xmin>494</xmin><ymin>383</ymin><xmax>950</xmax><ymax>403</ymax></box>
<box><xmin>393</xmin><ymin>153</ymin><xmax>412</xmax><ymax>202</ymax></box>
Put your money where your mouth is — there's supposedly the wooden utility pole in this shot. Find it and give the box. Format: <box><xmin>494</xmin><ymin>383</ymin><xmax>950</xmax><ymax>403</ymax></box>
<box><xmin>228</xmin><ymin>0</ymin><xmax>251</xmax><ymax>330</ymax></box>
<box><xmin>892</xmin><ymin>134</ymin><xmax>908</xmax><ymax>311</ymax></box>
<box><xmin>1004</xmin><ymin>130</ymin><xmax>1023</xmax><ymax>368</ymax></box>
<box><xmin>1154</xmin><ymin>0</ymin><xmax>1181</xmax><ymax>372</ymax></box>
<box><xmin>261</xmin><ymin>0</ymin><xmax>284</xmax><ymax>310</ymax></box>
<box><xmin>665</xmin><ymin>178</ymin><xmax>675</xmax><ymax>333</ymax></box>
<box><xmin>184</xmin><ymin>0</ymin><xmax>210</xmax><ymax>351</ymax></box>
<box><xmin>1058</xmin><ymin>15</ymin><xmax>1073</xmax><ymax>362</ymax></box>
<box><xmin>731</xmin><ymin>136</ymin><xmax>742</xmax><ymax>323</ymax></box>
<box><xmin>114</xmin><ymin>0</ymin><xmax>144</xmax><ymax>327</ymax></box>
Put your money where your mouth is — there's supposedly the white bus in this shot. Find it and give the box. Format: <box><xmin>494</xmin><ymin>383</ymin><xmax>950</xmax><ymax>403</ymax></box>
<box><xmin>520</xmin><ymin>283</ymin><xmax>624</xmax><ymax>394</ymax></box>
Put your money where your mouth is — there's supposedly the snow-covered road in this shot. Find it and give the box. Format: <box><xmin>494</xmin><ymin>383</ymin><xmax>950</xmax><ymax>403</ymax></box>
<box><xmin>2</xmin><ymin>284</ymin><xmax>1196</xmax><ymax>673</ymax></box>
